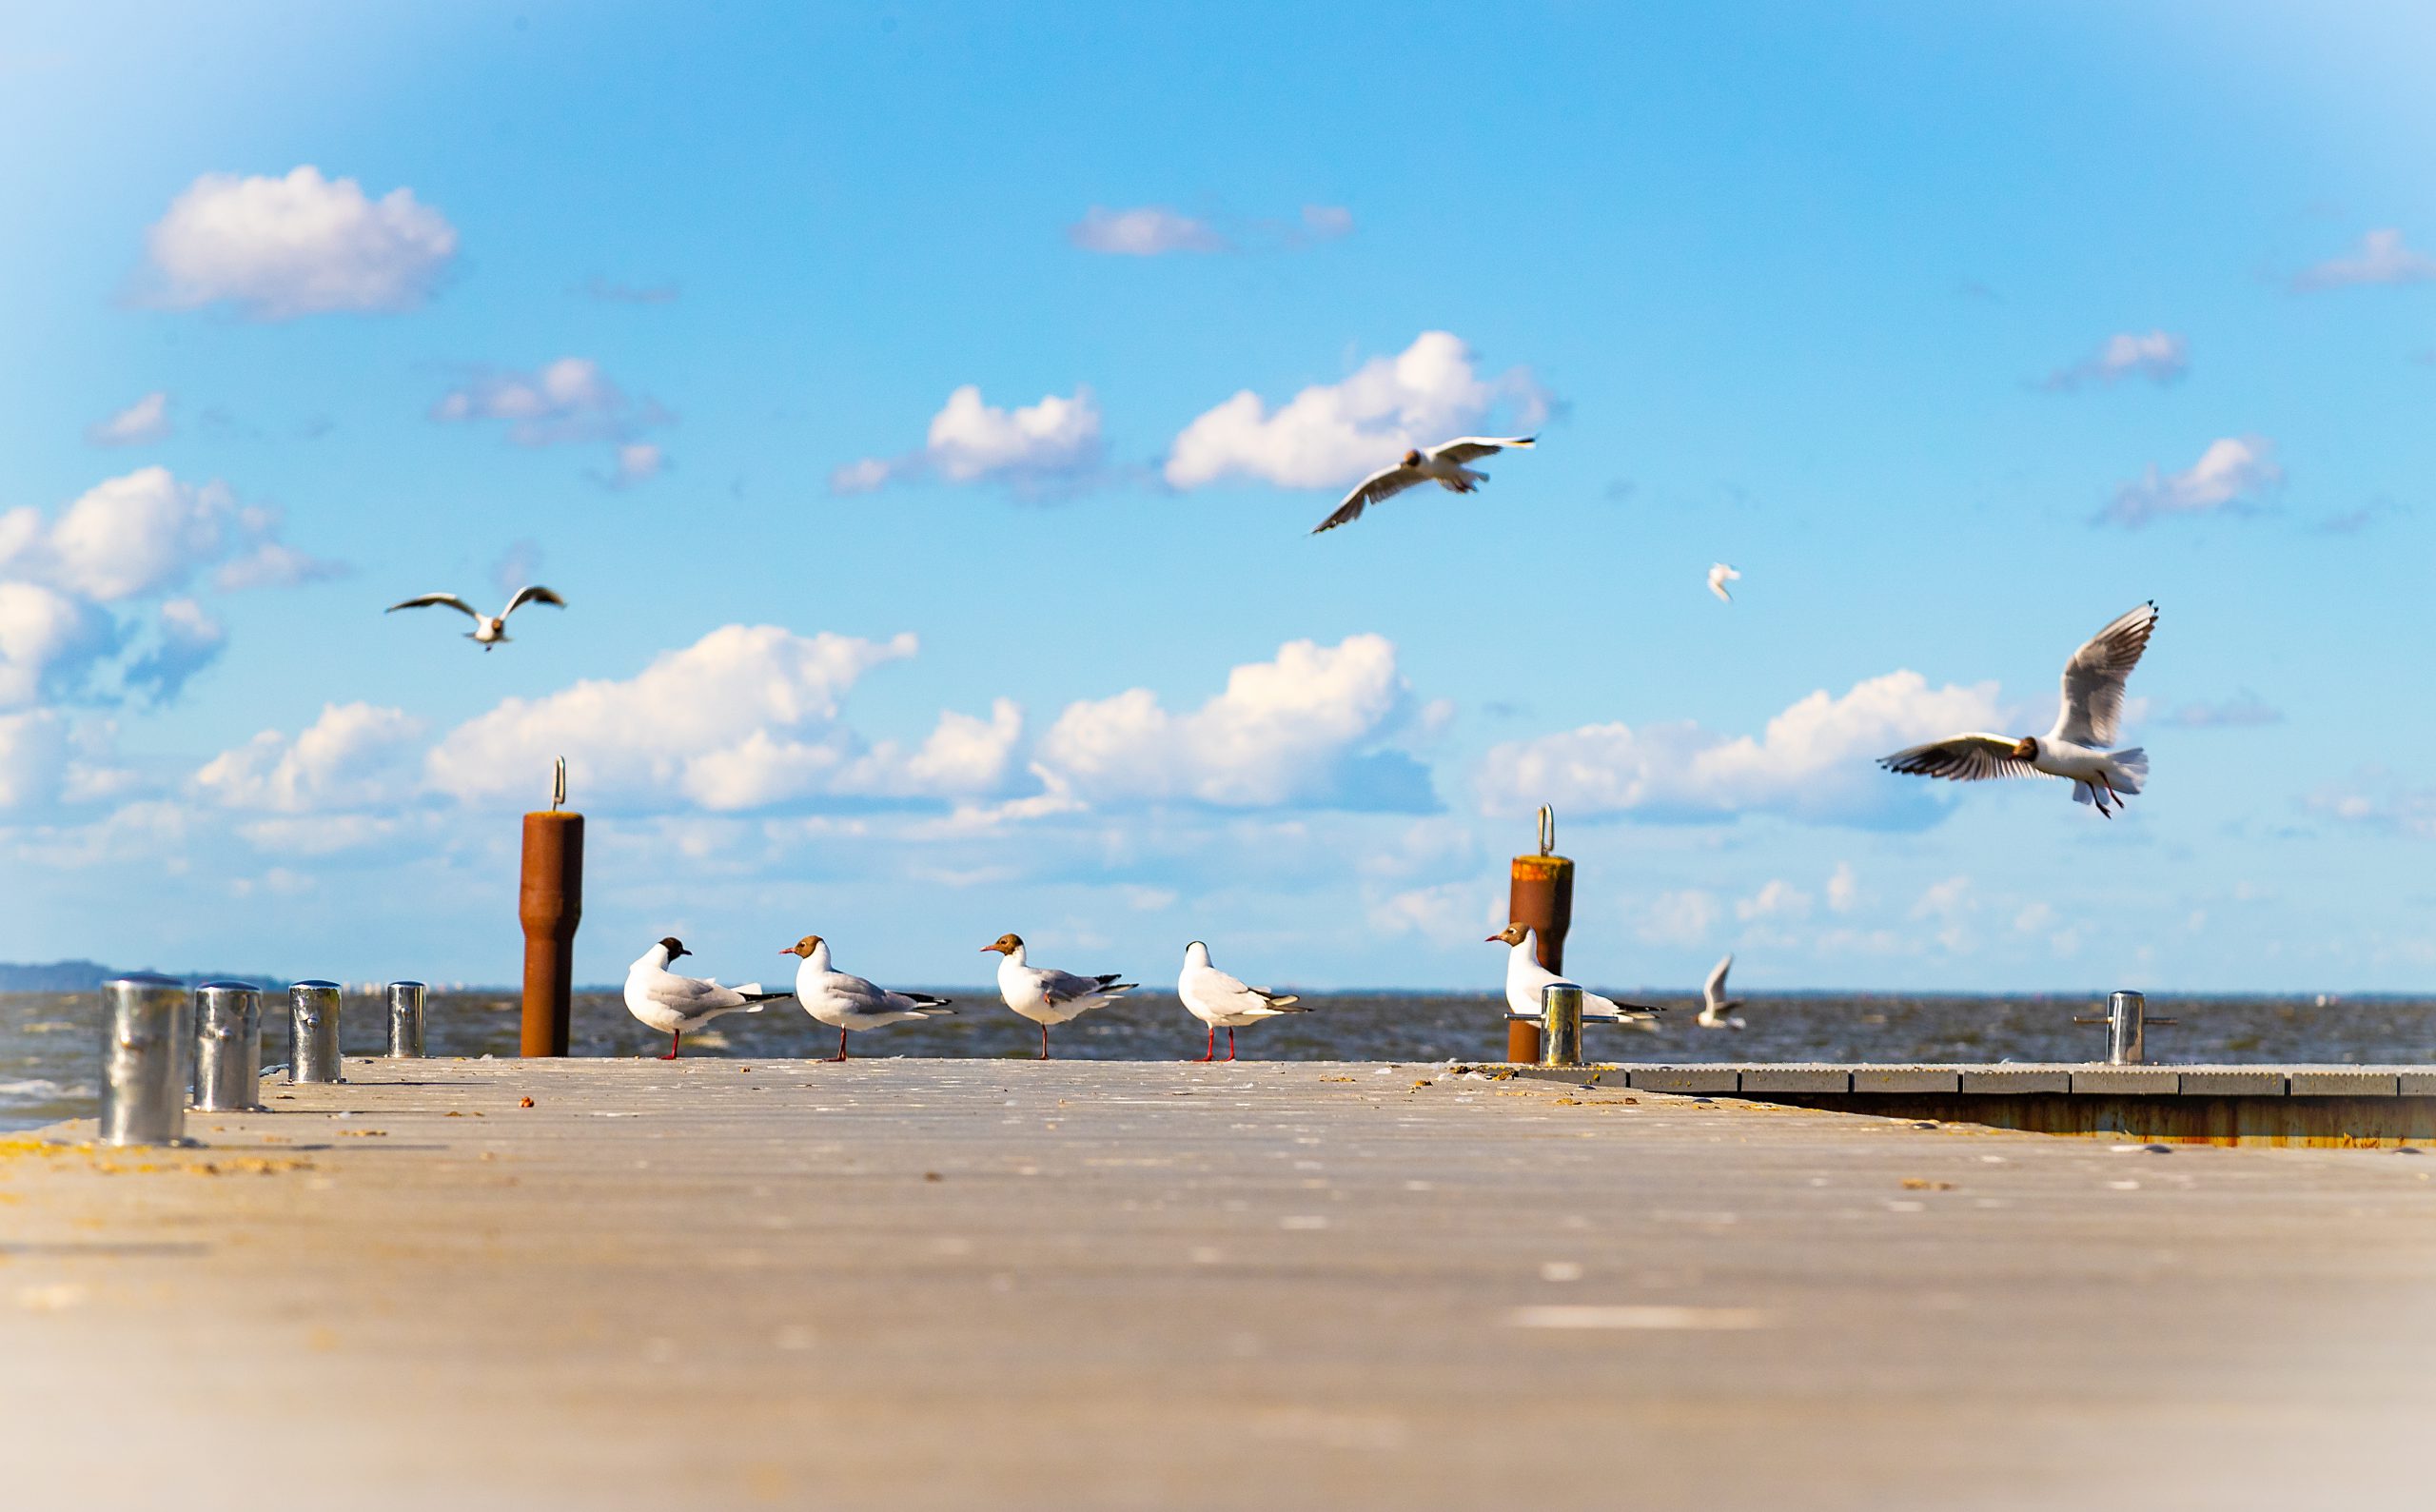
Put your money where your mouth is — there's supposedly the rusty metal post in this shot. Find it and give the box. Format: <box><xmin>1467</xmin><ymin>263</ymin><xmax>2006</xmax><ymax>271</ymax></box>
<box><xmin>519</xmin><ymin>758</ymin><xmax>582</xmax><ymax>1057</ymax></box>
<box><xmin>1506</xmin><ymin>805</ymin><xmax>1574</xmax><ymax>1064</ymax></box>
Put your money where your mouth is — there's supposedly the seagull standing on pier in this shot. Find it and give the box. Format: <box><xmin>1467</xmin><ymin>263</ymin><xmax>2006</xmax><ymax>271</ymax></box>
<box><xmin>385</xmin><ymin>584</ymin><xmax>566</xmax><ymax>650</ymax></box>
<box><xmin>1486</xmin><ymin>923</ymin><xmax>1660</xmax><ymax>1031</ymax></box>
<box><xmin>1176</xmin><ymin>941</ymin><xmax>1305</xmax><ymax>1061</ymax></box>
<box><xmin>1312</xmin><ymin>436</ymin><xmax>1536</xmax><ymax>534</ymax></box>
<box><xmin>784</xmin><ymin>934</ymin><xmax>953</xmax><ymax>1061</ymax></box>
<box><xmin>981</xmin><ymin>933</ymin><xmax>1134</xmax><ymax>1060</ymax></box>
<box><xmin>622</xmin><ymin>936</ymin><xmax>783</xmax><ymax>1060</ymax></box>
<box><xmin>1878</xmin><ymin>601</ymin><xmax>2159</xmax><ymax>818</ymax></box>
<box><xmin>1697</xmin><ymin>953</ymin><xmax>1746</xmax><ymax>1031</ymax></box>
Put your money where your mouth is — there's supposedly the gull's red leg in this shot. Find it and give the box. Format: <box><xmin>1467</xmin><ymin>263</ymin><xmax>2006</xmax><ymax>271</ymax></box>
<box><xmin>825</xmin><ymin>1026</ymin><xmax>851</xmax><ymax>1062</ymax></box>
<box><xmin>1039</xmin><ymin>1023</ymin><xmax>1050</xmax><ymax>1061</ymax></box>
<box><xmin>1225</xmin><ymin>1027</ymin><xmax>1238</xmax><ymax>1062</ymax></box>
<box><xmin>658</xmin><ymin>1030</ymin><xmax>681</xmax><ymax>1061</ymax></box>
<box><xmin>1197</xmin><ymin>1024</ymin><xmax>1215</xmax><ymax>1063</ymax></box>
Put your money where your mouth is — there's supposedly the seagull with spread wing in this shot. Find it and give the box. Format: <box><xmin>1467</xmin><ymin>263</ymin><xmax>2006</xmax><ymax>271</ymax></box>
<box><xmin>1312</xmin><ymin>436</ymin><xmax>1536</xmax><ymax>534</ymax></box>
<box><xmin>385</xmin><ymin>585</ymin><xmax>565</xmax><ymax>650</ymax></box>
<box><xmin>1696</xmin><ymin>952</ymin><xmax>1745</xmax><ymax>1031</ymax></box>
<box><xmin>1878</xmin><ymin>601</ymin><xmax>2158</xmax><ymax>818</ymax></box>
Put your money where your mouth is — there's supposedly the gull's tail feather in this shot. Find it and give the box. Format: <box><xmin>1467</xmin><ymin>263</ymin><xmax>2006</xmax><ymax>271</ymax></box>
<box><xmin>2112</xmin><ymin>748</ymin><xmax>2149</xmax><ymax>794</ymax></box>
<box><xmin>1257</xmin><ymin>990</ymin><xmax>1306</xmax><ymax>1011</ymax></box>
<box><xmin>740</xmin><ymin>987</ymin><xmax>792</xmax><ymax>1003</ymax></box>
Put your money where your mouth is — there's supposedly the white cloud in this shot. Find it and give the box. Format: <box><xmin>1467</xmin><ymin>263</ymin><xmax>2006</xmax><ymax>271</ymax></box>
<box><xmin>2308</xmin><ymin>772</ymin><xmax>2436</xmax><ymax>840</ymax></box>
<box><xmin>2014</xmin><ymin>901</ymin><xmax>2055</xmax><ymax>933</ymax></box>
<box><xmin>1478</xmin><ymin>670</ymin><xmax>2007</xmax><ymax>830</ymax></box>
<box><xmin>2292</xmin><ymin>228</ymin><xmax>2436</xmax><ymax>291</ymax></box>
<box><xmin>195</xmin><ymin>701</ymin><xmax>428</xmax><ymax>813</ymax></box>
<box><xmin>1069</xmin><ymin>206</ymin><xmax>1228</xmax><ymax>256</ymax></box>
<box><xmin>432</xmin><ymin>358</ymin><xmax>673</xmax><ymax>484</ymax></box>
<box><xmin>1910</xmin><ymin>875</ymin><xmax>1974</xmax><ymax>921</ymax></box>
<box><xmin>124</xmin><ymin>599</ymin><xmax>226</xmax><ymax>702</ymax></box>
<box><xmin>1163</xmin><ymin>331</ymin><xmax>1550</xmax><ymax>491</ymax></box>
<box><xmin>2102</xmin><ymin>435</ymin><xmax>2281</xmax><ymax>527</ymax></box>
<box><xmin>831</xmin><ymin>385</ymin><xmax>1102</xmax><ymax>496</ymax></box>
<box><xmin>1368</xmin><ymin>881</ymin><xmax>1490</xmax><ymax>940</ymax></box>
<box><xmin>0</xmin><ymin>581</ymin><xmax>110</xmax><ymax>709</ymax></box>
<box><xmin>423</xmin><ymin>624</ymin><xmax>1028</xmax><ymax>813</ymax></box>
<box><xmin>2040</xmin><ymin>329</ymin><xmax>2187</xmax><ymax>391</ymax></box>
<box><xmin>1636</xmin><ymin>888</ymin><xmax>1719</xmax><ymax>946</ymax></box>
<box><xmin>87</xmin><ymin>391</ymin><xmax>172</xmax><ymax>446</ymax></box>
<box><xmin>1825</xmin><ymin>862</ymin><xmax>1858</xmax><ymax>913</ymax></box>
<box><xmin>0</xmin><ymin>709</ymin><xmax>69</xmax><ymax>808</ymax></box>
<box><xmin>1037</xmin><ymin>634</ymin><xmax>1432</xmax><ymax>810</ymax></box>
<box><xmin>1736</xmin><ymin>878</ymin><xmax>1813</xmax><ymax>922</ymax></box>
<box><xmin>143</xmin><ymin>166</ymin><xmax>457</xmax><ymax>319</ymax></box>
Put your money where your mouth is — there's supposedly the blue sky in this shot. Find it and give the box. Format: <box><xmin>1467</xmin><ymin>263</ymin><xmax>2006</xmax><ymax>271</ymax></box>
<box><xmin>2</xmin><ymin>1</ymin><xmax>2432</xmax><ymax>993</ymax></box>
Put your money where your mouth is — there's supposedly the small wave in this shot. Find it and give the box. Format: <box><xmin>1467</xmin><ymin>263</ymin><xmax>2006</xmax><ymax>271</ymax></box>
<box><xmin>0</xmin><ymin>1078</ymin><xmax>88</xmax><ymax>1100</ymax></box>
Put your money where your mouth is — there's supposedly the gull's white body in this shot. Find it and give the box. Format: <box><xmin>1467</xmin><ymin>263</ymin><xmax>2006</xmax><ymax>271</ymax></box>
<box><xmin>994</xmin><ymin>942</ymin><xmax>1131</xmax><ymax>1028</ymax></box>
<box><xmin>1697</xmin><ymin>952</ymin><xmax>1745</xmax><ymax>1031</ymax></box>
<box><xmin>1177</xmin><ymin>941</ymin><xmax>1302</xmax><ymax>1029</ymax></box>
<box><xmin>386</xmin><ymin>584</ymin><xmax>565</xmax><ymax>650</ymax></box>
<box><xmin>792</xmin><ymin>940</ymin><xmax>949</xmax><ymax>1032</ymax></box>
<box><xmin>1498</xmin><ymin>930</ymin><xmax>1657</xmax><ymax>1030</ymax></box>
<box><xmin>1879</xmin><ymin>601</ymin><xmax>2158</xmax><ymax>816</ymax></box>
<box><xmin>1707</xmin><ymin>563</ymin><xmax>1740</xmax><ymax>602</ymax></box>
<box><xmin>1314</xmin><ymin>437</ymin><xmax>1536</xmax><ymax>533</ymax></box>
<box><xmin>622</xmin><ymin>942</ymin><xmax>766</xmax><ymax>1035</ymax></box>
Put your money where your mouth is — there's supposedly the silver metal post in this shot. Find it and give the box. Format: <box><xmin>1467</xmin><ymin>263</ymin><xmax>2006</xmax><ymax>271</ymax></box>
<box><xmin>288</xmin><ymin>981</ymin><xmax>344</xmax><ymax>1083</ymax></box>
<box><xmin>385</xmin><ymin>981</ymin><xmax>427</xmax><ymax>1058</ymax></box>
<box><xmin>100</xmin><ymin>974</ymin><xmax>190</xmax><ymax>1146</ymax></box>
<box><xmin>2106</xmin><ymin>990</ymin><xmax>2145</xmax><ymax>1065</ymax></box>
<box><xmin>1540</xmin><ymin>983</ymin><xmax>1583</xmax><ymax>1070</ymax></box>
<box><xmin>192</xmin><ymin>982</ymin><xmax>262</xmax><ymax>1111</ymax></box>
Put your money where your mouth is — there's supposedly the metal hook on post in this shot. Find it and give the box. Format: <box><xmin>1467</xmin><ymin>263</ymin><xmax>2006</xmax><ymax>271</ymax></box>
<box><xmin>552</xmin><ymin>756</ymin><xmax>567</xmax><ymax>813</ymax></box>
<box><xmin>1538</xmin><ymin>804</ymin><xmax>1555</xmax><ymax>857</ymax></box>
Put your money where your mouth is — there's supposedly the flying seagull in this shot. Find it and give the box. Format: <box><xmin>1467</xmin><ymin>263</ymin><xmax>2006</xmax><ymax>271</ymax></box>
<box><xmin>1177</xmin><ymin>941</ymin><xmax>1306</xmax><ymax>1062</ymax></box>
<box><xmin>1879</xmin><ymin>601</ymin><xmax>2158</xmax><ymax>818</ymax></box>
<box><xmin>1313</xmin><ymin>436</ymin><xmax>1536</xmax><ymax>534</ymax></box>
<box><xmin>1485</xmin><ymin>923</ymin><xmax>1660</xmax><ymax>1030</ymax></box>
<box><xmin>622</xmin><ymin>936</ymin><xmax>786</xmax><ymax>1059</ymax></box>
<box><xmin>783</xmin><ymin>934</ymin><xmax>953</xmax><ymax>1061</ymax></box>
<box><xmin>982</xmin><ymin>933</ymin><xmax>1135</xmax><ymax>1060</ymax></box>
<box><xmin>1697</xmin><ymin>952</ymin><xmax>1745</xmax><ymax>1031</ymax></box>
<box><xmin>385</xmin><ymin>585</ymin><xmax>565</xmax><ymax>650</ymax></box>
<box><xmin>1708</xmin><ymin>563</ymin><xmax>1741</xmax><ymax>602</ymax></box>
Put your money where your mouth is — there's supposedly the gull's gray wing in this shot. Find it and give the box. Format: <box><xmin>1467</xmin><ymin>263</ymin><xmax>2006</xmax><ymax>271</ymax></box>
<box><xmin>2050</xmin><ymin>601</ymin><xmax>2159</xmax><ymax>748</ymax></box>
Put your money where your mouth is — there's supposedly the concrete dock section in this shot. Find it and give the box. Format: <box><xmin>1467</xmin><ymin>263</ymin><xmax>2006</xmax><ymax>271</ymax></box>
<box><xmin>5</xmin><ymin>1057</ymin><xmax>2434</xmax><ymax>1509</ymax></box>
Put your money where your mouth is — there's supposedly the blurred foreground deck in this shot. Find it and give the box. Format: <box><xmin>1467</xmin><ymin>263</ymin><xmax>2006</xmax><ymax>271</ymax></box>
<box><xmin>4</xmin><ymin>1057</ymin><xmax>2434</xmax><ymax>1510</ymax></box>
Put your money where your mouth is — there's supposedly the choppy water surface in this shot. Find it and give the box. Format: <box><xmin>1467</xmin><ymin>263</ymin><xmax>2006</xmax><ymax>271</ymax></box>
<box><xmin>7</xmin><ymin>988</ymin><xmax>2431</xmax><ymax>1131</ymax></box>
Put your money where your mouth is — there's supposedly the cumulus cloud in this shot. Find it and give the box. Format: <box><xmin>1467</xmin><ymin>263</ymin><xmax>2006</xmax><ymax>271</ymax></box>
<box><xmin>2307</xmin><ymin>772</ymin><xmax>2436</xmax><ymax>839</ymax></box>
<box><xmin>2039</xmin><ymin>330</ymin><xmax>2188</xmax><ymax>391</ymax></box>
<box><xmin>1477</xmin><ymin>670</ymin><xmax>2008</xmax><ymax>830</ymax></box>
<box><xmin>431</xmin><ymin>357</ymin><xmax>673</xmax><ymax>484</ymax></box>
<box><xmin>1736</xmin><ymin>878</ymin><xmax>1813</xmax><ymax>922</ymax></box>
<box><xmin>195</xmin><ymin>702</ymin><xmax>428</xmax><ymax>813</ymax></box>
<box><xmin>142</xmin><ymin>166</ymin><xmax>457</xmax><ymax>319</ymax></box>
<box><xmin>87</xmin><ymin>392</ymin><xmax>172</xmax><ymax>446</ymax></box>
<box><xmin>423</xmin><ymin>625</ymin><xmax>1026</xmax><ymax>813</ymax></box>
<box><xmin>1826</xmin><ymin>862</ymin><xmax>1858</xmax><ymax>913</ymax></box>
<box><xmin>2101</xmin><ymin>435</ymin><xmax>2281</xmax><ymax>527</ymax></box>
<box><xmin>0</xmin><ymin>709</ymin><xmax>70</xmax><ymax>809</ymax></box>
<box><xmin>1164</xmin><ymin>331</ymin><xmax>1550</xmax><ymax>491</ymax></box>
<box><xmin>1037</xmin><ymin>634</ymin><xmax>1434</xmax><ymax>811</ymax></box>
<box><xmin>1069</xmin><ymin>206</ymin><xmax>1228</xmax><ymax>256</ymax></box>
<box><xmin>123</xmin><ymin>599</ymin><xmax>226</xmax><ymax>703</ymax></box>
<box><xmin>831</xmin><ymin>385</ymin><xmax>1102</xmax><ymax>496</ymax></box>
<box><xmin>2291</xmin><ymin>228</ymin><xmax>2436</xmax><ymax>291</ymax></box>
<box><xmin>0</xmin><ymin>468</ymin><xmax>333</xmax><ymax>712</ymax></box>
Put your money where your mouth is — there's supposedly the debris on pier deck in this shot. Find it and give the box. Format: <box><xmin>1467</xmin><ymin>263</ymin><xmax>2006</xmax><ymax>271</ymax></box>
<box><xmin>5</xmin><ymin>1058</ymin><xmax>2433</xmax><ymax>1510</ymax></box>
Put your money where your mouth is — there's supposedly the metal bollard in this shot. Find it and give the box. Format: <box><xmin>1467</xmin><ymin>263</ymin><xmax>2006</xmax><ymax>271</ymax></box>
<box><xmin>2074</xmin><ymin>990</ymin><xmax>2178</xmax><ymax>1066</ymax></box>
<box><xmin>1507</xmin><ymin>805</ymin><xmax>1574</xmax><ymax>1065</ymax></box>
<box><xmin>100</xmin><ymin>974</ymin><xmax>191</xmax><ymax>1146</ymax></box>
<box><xmin>520</xmin><ymin>759</ymin><xmax>584</xmax><ymax>1057</ymax></box>
<box><xmin>1540</xmin><ymin>983</ymin><xmax>1584</xmax><ymax>1070</ymax></box>
<box><xmin>192</xmin><ymin>982</ymin><xmax>263</xmax><ymax>1111</ymax></box>
<box><xmin>386</xmin><ymin>981</ymin><xmax>427</xmax><ymax>1057</ymax></box>
<box><xmin>288</xmin><ymin>981</ymin><xmax>344</xmax><ymax>1083</ymax></box>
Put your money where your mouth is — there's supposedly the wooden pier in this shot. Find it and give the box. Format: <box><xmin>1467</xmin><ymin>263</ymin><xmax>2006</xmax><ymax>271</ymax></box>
<box><xmin>5</xmin><ymin>1056</ymin><xmax>2434</xmax><ymax>1509</ymax></box>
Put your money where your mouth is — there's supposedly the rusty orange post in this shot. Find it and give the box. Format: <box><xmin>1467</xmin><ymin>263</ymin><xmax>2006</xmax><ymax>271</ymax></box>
<box><xmin>519</xmin><ymin>760</ymin><xmax>583</xmax><ymax>1057</ymax></box>
<box><xmin>1506</xmin><ymin>805</ymin><xmax>1573</xmax><ymax>1064</ymax></box>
